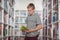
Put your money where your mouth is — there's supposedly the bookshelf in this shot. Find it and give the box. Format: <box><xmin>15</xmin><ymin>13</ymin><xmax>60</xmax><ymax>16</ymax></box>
<box><xmin>43</xmin><ymin>0</ymin><xmax>60</xmax><ymax>40</ymax></box>
<box><xmin>0</xmin><ymin>0</ymin><xmax>15</xmax><ymax>40</ymax></box>
<box><xmin>14</xmin><ymin>10</ymin><xmax>27</xmax><ymax>40</ymax></box>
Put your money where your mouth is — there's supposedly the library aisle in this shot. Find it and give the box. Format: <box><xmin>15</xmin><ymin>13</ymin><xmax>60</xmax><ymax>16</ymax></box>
<box><xmin>0</xmin><ymin>0</ymin><xmax>60</xmax><ymax>40</ymax></box>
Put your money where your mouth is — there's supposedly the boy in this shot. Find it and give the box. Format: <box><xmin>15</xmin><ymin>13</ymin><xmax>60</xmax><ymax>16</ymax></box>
<box><xmin>24</xmin><ymin>3</ymin><xmax>42</xmax><ymax>40</ymax></box>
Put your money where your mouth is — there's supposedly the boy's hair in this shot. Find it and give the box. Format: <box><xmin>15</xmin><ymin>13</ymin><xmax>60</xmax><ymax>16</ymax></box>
<box><xmin>27</xmin><ymin>3</ymin><xmax>35</xmax><ymax>9</ymax></box>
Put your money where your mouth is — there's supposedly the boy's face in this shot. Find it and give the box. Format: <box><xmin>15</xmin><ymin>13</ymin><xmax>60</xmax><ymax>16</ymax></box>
<box><xmin>27</xmin><ymin>7</ymin><xmax>35</xmax><ymax>15</ymax></box>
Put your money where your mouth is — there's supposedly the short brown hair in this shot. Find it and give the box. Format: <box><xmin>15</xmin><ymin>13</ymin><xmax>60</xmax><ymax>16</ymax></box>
<box><xmin>27</xmin><ymin>3</ymin><xmax>35</xmax><ymax>9</ymax></box>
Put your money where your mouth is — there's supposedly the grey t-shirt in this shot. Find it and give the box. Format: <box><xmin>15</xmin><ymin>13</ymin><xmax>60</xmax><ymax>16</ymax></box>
<box><xmin>25</xmin><ymin>13</ymin><xmax>41</xmax><ymax>37</ymax></box>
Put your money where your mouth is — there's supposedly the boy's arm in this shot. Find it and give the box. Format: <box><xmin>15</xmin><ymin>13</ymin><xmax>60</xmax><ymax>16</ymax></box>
<box><xmin>25</xmin><ymin>24</ymin><xmax>42</xmax><ymax>33</ymax></box>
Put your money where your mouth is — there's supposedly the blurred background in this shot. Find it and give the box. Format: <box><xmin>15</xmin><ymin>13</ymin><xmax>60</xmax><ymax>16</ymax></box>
<box><xmin>0</xmin><ymin>0</ymin><xmax>60</xmax><ymax>40</ymax></box>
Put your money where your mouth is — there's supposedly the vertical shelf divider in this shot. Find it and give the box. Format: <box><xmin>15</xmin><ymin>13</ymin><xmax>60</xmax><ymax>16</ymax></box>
<box><xmin>58</xmin><ymin>0</ymin><xmax>60</xmax><ymax>39</ymax></box>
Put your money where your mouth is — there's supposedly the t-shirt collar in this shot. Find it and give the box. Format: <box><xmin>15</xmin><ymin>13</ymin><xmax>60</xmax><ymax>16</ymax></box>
<box><xmin>28</xmin><ymin>12</ymin><xmax>35</xmax><ymax>16</ymax></box>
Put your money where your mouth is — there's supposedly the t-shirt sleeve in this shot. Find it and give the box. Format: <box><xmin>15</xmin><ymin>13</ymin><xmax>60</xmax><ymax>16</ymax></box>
<box><xmin>36</xmin><ymin>14</ymin><xmax>41</xmax><ymax>25</ymax></box>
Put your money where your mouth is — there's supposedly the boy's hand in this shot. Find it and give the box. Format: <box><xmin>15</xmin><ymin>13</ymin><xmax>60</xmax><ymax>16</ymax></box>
<box><xmin>22</xmin><ymin>29</ymin><xmax>31</xmax><ymax>34</ymax></box>
<box><xmin>24</xmin><ymin>30</ymin><xmax>31</xmax><ymax>34</ymax></box>
<box><xmin>21</xmin><ymin>29</ymin><xmax>30</xmax><ymax>33</ymax></box>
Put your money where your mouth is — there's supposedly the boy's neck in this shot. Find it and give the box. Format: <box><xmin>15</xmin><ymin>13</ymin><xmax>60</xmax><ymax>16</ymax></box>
<box><xmin>30</xmin><ymin>12</ymin><xmax>34</xmax><ymax>16</ymax></box>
